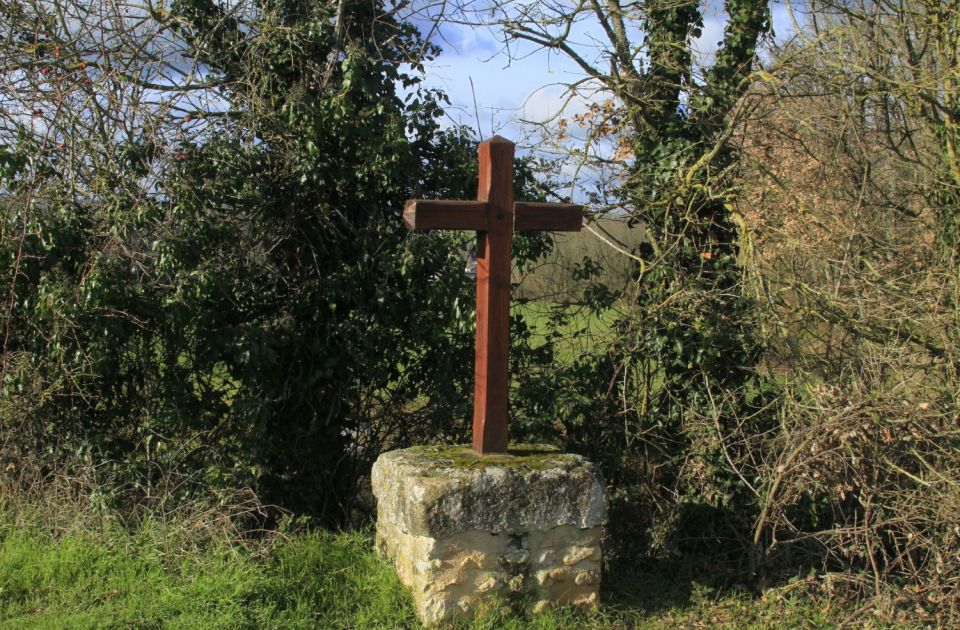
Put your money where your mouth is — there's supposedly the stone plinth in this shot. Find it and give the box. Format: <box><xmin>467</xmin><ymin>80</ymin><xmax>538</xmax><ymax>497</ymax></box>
<box><xmin>371</xmin><ymin>445</ymin><xmax>608</xmax><ymax>625</ymax></box>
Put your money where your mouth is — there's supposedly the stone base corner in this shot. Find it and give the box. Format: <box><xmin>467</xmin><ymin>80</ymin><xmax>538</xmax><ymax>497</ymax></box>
<box><xmin>371</xmin><ymin>445</ymin><xmax>608</xmax><ymax>625</ymax></box>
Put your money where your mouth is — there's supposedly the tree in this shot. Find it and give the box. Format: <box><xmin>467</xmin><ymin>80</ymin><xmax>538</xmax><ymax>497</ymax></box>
<box><xmin>733</xmin><ymin>0</ymin><xmax>960</xmax><ymax>602</ymax></box>
<box><xmin>450</xmin><ymin>0</ymin><xmax>774</xmax><ymax>554</ymax></box>
<box><xmin>0</xmin><ymin>0</ymin><xmax>497</xmax><ymax>522</ymax></box>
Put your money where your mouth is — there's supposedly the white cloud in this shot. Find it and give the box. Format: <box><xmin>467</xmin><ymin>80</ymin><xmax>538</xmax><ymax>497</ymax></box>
<box><xmin>439</xmin><ymin>24</ymin><xmax>501</xmax><ymax>58</ymax></box>
<box><xmin>520</xmin><ymin>85</ymin><xmax>590</xmax><ymax>125</ymax></box>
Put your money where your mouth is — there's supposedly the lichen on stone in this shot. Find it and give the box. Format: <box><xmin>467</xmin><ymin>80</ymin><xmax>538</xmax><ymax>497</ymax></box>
<box><xmin>399</xmin><ymin>444</ymin><xmax>577</xmax><ymax>472</ymax></box>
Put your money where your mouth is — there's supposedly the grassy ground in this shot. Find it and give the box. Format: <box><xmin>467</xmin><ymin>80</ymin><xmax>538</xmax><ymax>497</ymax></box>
<box><xmin>515</xmin><ymin>301</ymin><xmax>618</xmax><ymax>365</ymax></box>
<box><xmin>512</xmin><ymin>219</ymin><xmax>633</xmax><ymax>363</ymax></box>
<box><xmin>0</xmin><ymin>512</ymin><xmax>866</xmax><ymax>630</ymax></box>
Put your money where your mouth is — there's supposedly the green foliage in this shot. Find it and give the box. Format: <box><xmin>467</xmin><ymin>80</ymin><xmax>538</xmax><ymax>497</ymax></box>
<box><xmin>0</xmin><ymin>0</ymin><xmax>566</xmax><ymax>523</ymax></box>
<box><xmin>150</xmin><ymin>35</ymin><xmax>475</xmax><ymax>514</ymax></box>
<box><xmin>0</xmin><ymin>1</ymin><xmax>553</xmax><ymax>523</ymax></box>
<box><xmin>501</xmin><ymin>0</ymin><xmax>776</xmax><ymax>559</ymax></box>
<box><xmin>624</xmin><ymin>1</ymin><xmax>776</xmax><ymax>554</ymax></box>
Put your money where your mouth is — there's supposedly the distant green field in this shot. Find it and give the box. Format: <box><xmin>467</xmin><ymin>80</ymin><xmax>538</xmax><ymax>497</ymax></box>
<box><xmin>510</xmin><ymin>216</ymin><xmax>636</xmax><ymax>363</ymax></box>
<box><xmin>516</xmin><ymin>216</ymin><xmax>642</xmax><ymax>302</ymax></box>
<box><xmin>515</xmin><ymin>301</ymin><xmax>618</xmax><ymax>363</ymax></box>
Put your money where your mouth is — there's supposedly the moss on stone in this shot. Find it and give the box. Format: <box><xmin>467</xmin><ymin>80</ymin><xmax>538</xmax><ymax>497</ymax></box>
<box><xmin>401</xmin><ymin>444</ymin><xmax>576</xmax><ymax>472</ymax></box>
<box><xmin>372</xmin><ymin>446</ymin><xmax>609</xmax><ymax>538</ymax></box>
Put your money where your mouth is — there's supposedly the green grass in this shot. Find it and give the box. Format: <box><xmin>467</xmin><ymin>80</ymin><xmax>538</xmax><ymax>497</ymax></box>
<box><xmin>0</xmin><ymin>512</ymin><xmax>863</xmax><ymax>630</ymax></box>
<box><xmin>515</xmin><ymin>301</ymin><xmax>617</xmax><ymax>363</ymax></box>
<box><xmin>0</xmin><ymin>519</ymin><xmax>417</xmax><ymax>630</ymax></box>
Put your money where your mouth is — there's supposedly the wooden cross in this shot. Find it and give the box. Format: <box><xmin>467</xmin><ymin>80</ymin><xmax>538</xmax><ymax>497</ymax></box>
<box><xmin>403</xmin><ymin>136</ymin><xmax>582</xmax><ymax>455</ymax></box>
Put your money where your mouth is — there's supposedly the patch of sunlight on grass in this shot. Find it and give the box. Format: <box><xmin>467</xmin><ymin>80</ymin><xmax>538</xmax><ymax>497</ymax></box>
<box><xmin>0</xmin><ymin>512</ymin><xmax>861</xmax><ymax>629</ymax></box>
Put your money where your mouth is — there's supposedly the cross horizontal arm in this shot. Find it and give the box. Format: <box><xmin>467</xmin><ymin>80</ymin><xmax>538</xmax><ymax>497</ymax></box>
<box><xmin>514</xmin><ymin>202</ymin><xmax>583</xmax><ymax>232</ymax></box>
<box><xmin>403</xmin><ymin>200</ymin><xmax>490</xmax><ymax>231</ymax></box>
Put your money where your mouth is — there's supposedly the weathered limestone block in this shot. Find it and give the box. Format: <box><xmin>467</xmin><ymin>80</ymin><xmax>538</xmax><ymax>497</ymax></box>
<box><xmin>371</xmin><ymin>445</ymin><xmax>608</xmax><ymax>625</ymax></box>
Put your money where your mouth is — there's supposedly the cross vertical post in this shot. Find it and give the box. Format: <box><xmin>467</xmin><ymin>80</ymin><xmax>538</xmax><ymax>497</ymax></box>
<box><xmin>403</xmin><ymin>136</ymin><xmax>582</xmax><ymax>456</ymax></box>
<box><xmin>473</xmin><ymin>137</ymin><xmax>514</xmax><ymax>454</ymax></box>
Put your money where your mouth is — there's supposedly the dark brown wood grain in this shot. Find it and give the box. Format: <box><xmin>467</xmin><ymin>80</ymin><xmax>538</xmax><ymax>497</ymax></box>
<box><xmin>402</xmin><ymin>136</ymin><xmax>585</xmax><ymax>456</ymax></box>
<box><xmin>403</xmin><ymin>200</ymin><xmax>489</xmax><ymax>231</ymax></box>
<box><xmin>471</xmin><ymin>136</ymin><xmax>514</xmax><ymax>455</ymax></box>
<box><xmin>514</xmin><ymin>202</ymin><xmax>583</xmax><ymax>232</ymax></box>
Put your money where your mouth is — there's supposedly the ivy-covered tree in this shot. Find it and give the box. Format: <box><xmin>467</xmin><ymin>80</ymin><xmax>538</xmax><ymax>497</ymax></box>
<box><xmin>453</xmin><ymin>0</ymin><xmax>773</xmax><ymax>555</ymax></box>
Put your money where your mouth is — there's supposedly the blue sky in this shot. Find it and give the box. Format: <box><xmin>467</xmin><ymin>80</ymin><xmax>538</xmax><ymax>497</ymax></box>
<box><xmin>411</xmin><ymin>1</ymin><xmax>802</xmax><ymax>140</ymax></box>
